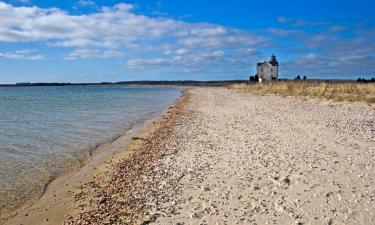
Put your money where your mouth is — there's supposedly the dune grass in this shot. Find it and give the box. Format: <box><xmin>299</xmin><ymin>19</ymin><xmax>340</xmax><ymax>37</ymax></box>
<box><xmin>230</xmin><ymin>81</ymin><xmax>375</xmax><ymax>104</ymax></box>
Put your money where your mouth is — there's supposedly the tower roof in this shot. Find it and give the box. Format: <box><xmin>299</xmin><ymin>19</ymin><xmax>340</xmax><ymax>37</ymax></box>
<box><xmin>257</xmin><ymin>55</ymin><xmax>278</xmax><ymax>67</ymax></box>
<box><xmin>268</xmin><ymin>54</ymin><xmax>278</xmax><ymax>66</ymax></box>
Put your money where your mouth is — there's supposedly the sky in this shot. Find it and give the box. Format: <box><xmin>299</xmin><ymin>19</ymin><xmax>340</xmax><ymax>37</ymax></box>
<box><xmin>0</xmin><ymin>0</ymin><xmax>374</xmax><ymax>84</ymax></box>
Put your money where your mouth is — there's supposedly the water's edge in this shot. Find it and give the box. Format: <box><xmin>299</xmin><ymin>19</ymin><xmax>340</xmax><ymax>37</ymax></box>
<box><xmin>2</xmin><ymin>86</ymin><xmax>183</xmax><ymax>224</ymax></box>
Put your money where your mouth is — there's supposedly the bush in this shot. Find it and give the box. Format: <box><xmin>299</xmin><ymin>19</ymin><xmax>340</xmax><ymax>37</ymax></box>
<box><xmin>254</xmin><ymin>75</ymin><xmax>259</xmax><ymax>82</ymax></box>
<box><xmin>357</xmin><ymin>77</ymin><xmax>375</xmax><ymax>83</ymax></box>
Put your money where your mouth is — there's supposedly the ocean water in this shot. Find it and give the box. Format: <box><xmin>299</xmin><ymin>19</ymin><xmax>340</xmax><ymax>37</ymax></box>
<box><xmin>0</xmin><ymin>85</ymin><xmax>180</xmax><ymax>216</ymax></box>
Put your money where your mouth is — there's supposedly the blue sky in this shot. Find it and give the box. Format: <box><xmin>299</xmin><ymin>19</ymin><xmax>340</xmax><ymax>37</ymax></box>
<box><xmin>0</xmin><ymin>0</ymin><xmax>374</xmax><ymax>83</ymax></box>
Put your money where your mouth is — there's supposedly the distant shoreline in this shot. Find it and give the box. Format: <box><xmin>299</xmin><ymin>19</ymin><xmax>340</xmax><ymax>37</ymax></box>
<box><xmin>0</xmin><ymin>79</ymin><xmax>364</xmax><ymax>87</ymax></box>
<box><xmin>0</xmin><ymin>80</ymin><xmax>247</xmax><ymax>87</ymax></box>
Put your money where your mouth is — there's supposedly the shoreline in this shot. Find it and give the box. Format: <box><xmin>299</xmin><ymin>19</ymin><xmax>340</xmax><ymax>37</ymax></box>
<box><xmin>3</xmin><ymin>88</ymin><xmax>187</xmax><ymax>225</ymax></box>
<box><xmin>64</xmin><ymin>88</ymin><xmax>191</xmax><ymax>224</ymax></box>
<box><xmin>64</xmin><ymin>86</ymin><xmax>373</xmax><ymax>224</ymax></box>
<box><xmin>4</xmin><ymin>86</ymin><xmax>374</xmax><ymax>224</ymax></box>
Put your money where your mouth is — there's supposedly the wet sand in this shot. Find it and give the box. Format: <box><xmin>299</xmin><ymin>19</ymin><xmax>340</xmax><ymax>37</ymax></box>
<box><xmin>5</xmin><ymin>87</ymin><xmax>375</xmax><ymax>225</ymax></box>
<box><xmin>3</xmin><ymin>90</ymin><xmax>187</xmax><ymax>225</ymax></box>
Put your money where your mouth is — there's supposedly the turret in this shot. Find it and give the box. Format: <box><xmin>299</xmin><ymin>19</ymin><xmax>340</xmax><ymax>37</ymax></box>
<box><xmin>269</xmin><ymin>54</ymin><xmax>278</xmax><ymax>66</ymax></box>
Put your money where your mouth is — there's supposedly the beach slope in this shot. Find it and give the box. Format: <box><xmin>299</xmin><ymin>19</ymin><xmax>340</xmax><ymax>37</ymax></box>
<box><xmin>8</xmin><ymin>87</ymin><xmax>374</xmax><ymax>225</ymax></box>
<box><xmin>139</xmin><ymin>87</ymin><xmax>374</xmax><ymax>224</ymax></box>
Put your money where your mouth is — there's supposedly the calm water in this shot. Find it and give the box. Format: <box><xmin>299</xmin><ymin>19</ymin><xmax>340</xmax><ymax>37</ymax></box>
<box><xmin>0</xmin><ymin>85</ymin><xmax>180</xmax><ymax>214</ymax></box>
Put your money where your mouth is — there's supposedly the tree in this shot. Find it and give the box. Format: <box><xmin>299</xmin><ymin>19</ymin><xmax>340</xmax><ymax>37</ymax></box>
<box><xmin>249</xmin><ymin>76</ymin><xmax>255</xmax><ymax>82</ymax></box>
<box><xmin>357</xmin><ymin>78</ymin><xmax>362</xmax><ymax>82</ymax></box>
<box><xmin>303</xmin><ymin>75</ymin><xmax>307</xmax><ymax>80</ymax></box>
<box><xmin>295</xmin><ymin>75</ymin><xmax>301</xmax><ymax>80</ymax></box>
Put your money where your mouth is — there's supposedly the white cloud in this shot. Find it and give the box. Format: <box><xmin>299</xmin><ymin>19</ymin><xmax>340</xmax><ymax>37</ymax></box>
<box><xmin>126</xmin><ymin>49</ymin><xmax>228</xmax><ymax>71</ymax></box>
<box><xmin>0</xmin><ymin>2</ymin><xmax>265</xmax><ymax>60</ymax></box>
<box><xmin>190</xmin><ymin>26</ymin><xmax>228</xmax><ymax>37</ymax></box>
<box><xmin>179</xmin><ymin>33</ymin><xmax>264</xmax><ymax>49</ymax></box>
<box><xmin>126</xmin><ymin>58</ymin><xmax>172</xmax><ymax>69</ymax></box>
<box><xmin>305</xmin><ymin>53</ymin><xmax>317</xmax><ymax>60</ymax></box>
<box><xmin>15</xmin><ymin>0</ymin><xmax>30</xmax><ymax>3</ymax></box>
<box><xmin>267</xmin><ymin>28</ymin><xmax>302</xmax><ymax>36</ymax></box>
<box><xmin>0</xmin><ymin>49</ymin><xmax>44</xmax><ymax>60</ymax></box>
<box><xmin>64</xmin><ymin>48</ymin><xmax>122</xmax><ymax>60</ymax></box>
<box><xmin>237</xmin><ymin>48</ymin><xmax>259</xmax><ymax>56</ymax></box>
<box><xmin>0</xmin><ymin>2</ymin><xmax>174</xmax><ymax>43</ymax></box>
<box><xmin>305</xmin><ymin>35</ymin><xmax>329</xmax><ymax>48</ymax></box>
<box><xmin>328</xmin><ymin>26</ymin><xmax>347</xmax><ymax>32</ymax></box>
<box><xmin>210</xmin><ymin>50</ymin><xmax>225</xmax><ymax>57</ymax></box>
<box><xmin>278</xmin><ymin>17</ymin><xmax>292</xmax><ymax>24</ymax></box>
<box><xmin>28</xmin><ymin>54</ymin><xmax>45</xmax><ymax>60</ymax></box>
<box><xmin>175</xmin><ymin>48</ymin><xmax>190</xmax><ymax>56</ymax></box>
<box><xmin>180</xmin><ymin>50</ymin><xmax>225</xmax><ymax>62</ymax></box>
<box><xmin>284</xmin><ymin>48</ymin><xmax>375</xmax><ymax>77</ymax></box>
<box><xmin>292</xmin><ymin>19</ymin><xmax>331</xmax><ymax>27</ymax></box>
<box><xmin>277</xmin><ymin>17</ymin><xmax>331</xmax><ymax>27</ymax></box>
<box><xmin>0</xmin><ymin>2</ymin><xmax>374</xmax><ymax>78</ymax></box>
<box><xmin>77</xmin><ymin>0</ymin><xmax>95</xmax><ymax>7</ymax></box>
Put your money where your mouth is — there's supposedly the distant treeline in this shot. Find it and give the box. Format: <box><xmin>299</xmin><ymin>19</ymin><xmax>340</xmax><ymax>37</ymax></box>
<box><xmin>357</xmin><ymin>77</ymin><xmax>375</xmax><ymax>83</ymax></box>
<box><xmin>0</xmin><ymin>80</ymin><xmax>249</xmax><ymax>87</ymax></box>
<box><xmin>1</xmin><ymin>78</ymin><xmax>373</xmax><ymax>87</ymax></box>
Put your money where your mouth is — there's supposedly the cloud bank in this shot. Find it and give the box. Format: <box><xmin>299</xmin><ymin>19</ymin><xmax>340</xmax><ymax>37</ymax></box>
<box><xmin>0</xmin><ymin>1</ymin><xmax>374</xmax><ymax>78</ymax></box>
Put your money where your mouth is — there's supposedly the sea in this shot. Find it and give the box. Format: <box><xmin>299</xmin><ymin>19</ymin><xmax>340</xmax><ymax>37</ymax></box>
<box><xmin>0</xmin><ymin>85</ymin><xmax>180</xmax><ymax>217</ymax></box>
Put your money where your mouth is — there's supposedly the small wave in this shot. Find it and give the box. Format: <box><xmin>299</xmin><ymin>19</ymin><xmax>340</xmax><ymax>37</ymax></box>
<box><xmin>71</xmin><ymin>126</ymin><xmax>134</xmax><ymax>164</ymax></box>
<box><xmin>0</xmin><ymin>146</ymin><xmax>22</xmax><ymax>155</ymax></box>
<box><xmin>0</xmin><ymin>85</ymin><xmax>181</xmax><ymax>222</ymax></box>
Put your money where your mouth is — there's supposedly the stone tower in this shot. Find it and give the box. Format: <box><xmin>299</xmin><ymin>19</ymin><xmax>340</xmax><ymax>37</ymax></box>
<box><xmin>255</xmin><ymin>54</ymin><xmax>279</xmax><ymax>81</ymax></box>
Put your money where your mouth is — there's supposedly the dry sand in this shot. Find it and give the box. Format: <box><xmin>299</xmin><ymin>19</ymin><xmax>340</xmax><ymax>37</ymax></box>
<box><xmin>5</xmin><ymin>87</ymin><xmax>375</xmax><ymax>225</ymax></box>
<box><xmin>143</xmin><ymin>87</ymin><xmax>374</xmax><ymax>225</ymax></box>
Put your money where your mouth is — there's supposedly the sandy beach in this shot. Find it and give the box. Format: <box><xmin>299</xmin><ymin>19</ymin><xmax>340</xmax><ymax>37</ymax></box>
<box><xmin>140</xmin><ymin>87</ymin><xmax>374</xmax><ymax>225</ymax></box>
<box><xmin>5</xmin><ymin>86</ymin><xmax>374</xmax><ymax>225</ymax></box>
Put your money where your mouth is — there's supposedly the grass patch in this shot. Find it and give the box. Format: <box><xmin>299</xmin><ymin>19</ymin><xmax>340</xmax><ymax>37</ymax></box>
<box><xmin>230</xmin><ymin>81</ymin><xmax>375</xmax><ymax>104</ymax></box>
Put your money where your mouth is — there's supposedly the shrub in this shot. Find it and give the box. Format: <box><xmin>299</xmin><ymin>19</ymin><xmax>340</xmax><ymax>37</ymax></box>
<box><xmin>254</xmin><ymin>75</ymin><xmax>259</xmax><ymax>82</ymax></box>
